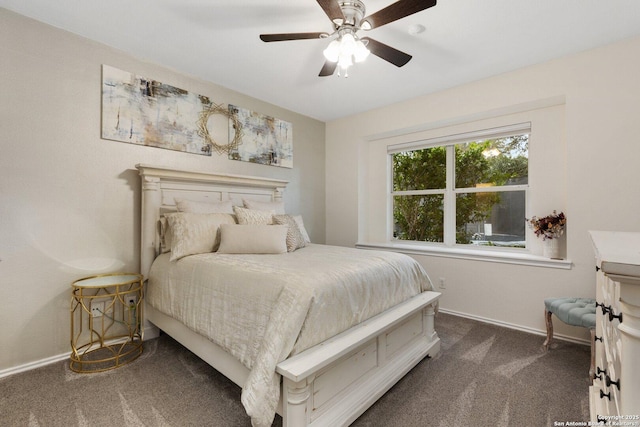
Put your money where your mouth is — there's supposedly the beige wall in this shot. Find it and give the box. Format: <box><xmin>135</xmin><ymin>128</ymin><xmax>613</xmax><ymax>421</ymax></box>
<box><xmin>3</xmin><ymin>5</ymin><xmax>639</xmax><ymax>374</ymax></box>
<box><xmin>0</xmin><ymin>9</ymin><xmax>325</xmax><ymax>373</ymax></box>
<box><xmin>326</xmin><ymin>35</ymin><xmax>640</xmax><ymax>340</ymax></box>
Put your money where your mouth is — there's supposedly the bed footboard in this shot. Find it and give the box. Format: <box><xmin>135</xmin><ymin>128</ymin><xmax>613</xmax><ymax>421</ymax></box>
<box><xmin>146</xmin><ymin>291</ymin><xmax>440</xmax><ymax>427</ymax></box>
<box><xmin>277</xmin><ymin>291</ymin><xmax>441</xmax><ymax>427</ymax></box>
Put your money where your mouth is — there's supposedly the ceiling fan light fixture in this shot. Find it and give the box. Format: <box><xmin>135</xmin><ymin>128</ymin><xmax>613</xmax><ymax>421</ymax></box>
<box><xmin>337</xmin><ymin>52</ymin><xmax>353</xmax><ymax>68</ymax></box>
<box><xmin>340</xmin><ymin>32</ymin><xmax>357</xmax><ymax>52</ymax></box>
<box><xmin>323</xmin><ymin>39</ymin><xmax>341</xmax><ymax>62</ymax></box>
<box><xmin>353</xmin><ymin>39</ymin><xmax>370</xmax><ymax>62</ymax></box>
<box><xmin>323</xmin><ymin>31</ymin><xmax>370</xmax><ymax>77</ymax></box>
<box><xmin>260</xmin><ymin>0</ymin><xmax>438</xmax><ymax>77</ymax></box>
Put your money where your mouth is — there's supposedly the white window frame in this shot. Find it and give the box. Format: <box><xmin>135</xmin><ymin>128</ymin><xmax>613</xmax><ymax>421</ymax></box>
<box><xmin>357</xmin><ymin>98</ymin><xmax>571</xmax><ymax>269</ymax></box>
<box><xmin>387</xmin><ymin>123</ymin><xmax>530</xmax><ymax>249</ymax></box>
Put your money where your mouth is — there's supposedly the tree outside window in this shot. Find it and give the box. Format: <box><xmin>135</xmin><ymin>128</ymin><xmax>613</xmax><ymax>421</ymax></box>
<box><xmin>392</xmin><ymin>133</ymin><xmax>528</xmax><ymax>248</ymax></box>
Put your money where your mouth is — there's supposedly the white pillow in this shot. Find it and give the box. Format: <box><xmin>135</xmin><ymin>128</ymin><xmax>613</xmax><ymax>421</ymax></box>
<box><xmin>166</xmin><ymin>213</ymin><xmax>236</xmax><ymax>261</ymax></box>
<box><xmin>273</xmin><ymin>214</ymin><xmax>307</xmax><ymax>252</ymax></box>
<box><xmin>175</xmin><ymin>198</ymin><xmax>234</xmax><ymax>214</ymax></box>
<box><xmin>243</xmin><ymin>199</ymin><xmax>286</xmax><ymax>215</ymax></box>
<box><xmin>234</xmin><ymin>206</ymin><xmax>275</xmax><ymax>225</ymax></box>
<box><xmin>217</xmin><ymin>224</ymin><xmax>288</xmax><ymax>254</ymax></box>
<box><xmin>293</xmin><ymin>215</ymin><xmax>311</xmax><ymax>243</ymax></box>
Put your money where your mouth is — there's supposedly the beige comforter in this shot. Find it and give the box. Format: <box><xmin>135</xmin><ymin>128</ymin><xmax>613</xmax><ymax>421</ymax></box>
<box><xmin>147</xmin><ymin>244</ymin><xmax>433</xmax><ymax>427</ymax></box>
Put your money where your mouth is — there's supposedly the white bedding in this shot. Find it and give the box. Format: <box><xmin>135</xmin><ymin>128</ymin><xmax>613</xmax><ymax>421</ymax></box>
<box><xmin>147</xmin><ymin>244</ymin><xmax>433</xmax><ymax>426</ymax></box>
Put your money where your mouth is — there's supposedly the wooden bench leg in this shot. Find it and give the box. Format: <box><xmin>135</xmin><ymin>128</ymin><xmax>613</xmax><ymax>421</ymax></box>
<box><xmin>543</xmin><ymin>309</ymin><xmax>553</xmax><ymax>350</ymax></box>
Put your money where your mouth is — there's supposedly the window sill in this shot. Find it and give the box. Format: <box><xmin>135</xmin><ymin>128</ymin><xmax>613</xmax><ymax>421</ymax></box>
<box><xmin>355</xmin><ymin>242</ymin><xmax>573</xmax><ymax>270</ymax></box>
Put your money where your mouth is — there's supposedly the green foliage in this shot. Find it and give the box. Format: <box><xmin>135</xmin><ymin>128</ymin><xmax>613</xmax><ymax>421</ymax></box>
<box><xmin>454</xmin><ymin>141</ymin><xmax>492</xmax><ymax>187</ymax></box>
<box><xmin>393</xmin><ymin>147</ymin><xmax>446</xmax><ymax>242</ymax></box>
<box><xmin>485</xmin><ymin>135</ymin><xmax>529</xmax><ymax>186</ymax></box>
<box><xmin>393</xmin><ymin>135</ymin><xmax>528</xmax><ymax>243</ymax></box>
<box><xmin>393</xmin><ymin>146</ymin><xmax>446</xmax><ymax>191</ymax></box>
<box><xmin>393</xmin><ymin>195</ymin><xmax>444</xmax><ymax>242</ymax></box>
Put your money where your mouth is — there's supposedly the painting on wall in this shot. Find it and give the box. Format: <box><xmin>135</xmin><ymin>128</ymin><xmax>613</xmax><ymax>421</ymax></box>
<box><xmin>101</xmin><ymin>65</ymin><xmax>213</xmax><ymax>156</ymax></box>
<box><xmin>228</xmin><ymin>105</ymin><xmax>293</xmax><ymax>168</ymax></box>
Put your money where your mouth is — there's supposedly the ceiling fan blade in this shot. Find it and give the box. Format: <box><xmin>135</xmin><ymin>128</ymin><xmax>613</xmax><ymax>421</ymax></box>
<box><xmin>361</xmin><ymin>37</ymin><xmax>412</xmax><ymax>67</ymax></box>
<box><xmin>362</xmin><ymin>0</ymin><xmax>437</xmax><ymax>30</ymax></box>
<box><xmin>316</xmin><ymin>0</ymin><xmax>346</xmax><ymax>24</ymax></box>
<box><xmin>319</xmin><ymin>61</ymin><xmax>338</xmax><ymax>77</ymax></box>
<box><xmin>260</xmin><ymin>32</ymin><xmax>327</xmax><ymax>42</ymax></box>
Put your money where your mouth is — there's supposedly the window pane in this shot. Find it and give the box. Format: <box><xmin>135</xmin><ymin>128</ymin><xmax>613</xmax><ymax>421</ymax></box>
<box><xmin>456</xmin><ymin>191</ymin><xmax>526</xmax><ymax>247</ymax></box>
<box><xmin>455</xmin><ymin>134</ymin><xmax>528</xmax><ymax>189</ymax></box>
<box><xmin>393</xmin><ymin>194</ymin><xmax>444</xmax><ymax>242</ymax></box>
<box><xmin>393</xmin><ymin>146</ymin><xmax>446</xmax><ymax>191</ymax></box>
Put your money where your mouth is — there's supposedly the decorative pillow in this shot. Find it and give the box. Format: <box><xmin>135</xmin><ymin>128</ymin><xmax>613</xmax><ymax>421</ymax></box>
<box><xmin>166</xmin><ymin>213</ymin><xmax>236</xmax><ymax>261</ymax></box>
<box><xmin>234</xmin><ymin>206</ymin><xmax>275</xmax><ymax>225</ymax></box>
<box><xmin>217</xmin><ymin>224</ymin><xmax>288</xmax><ymax>254</ymax></box>
<box><xmin>273</xmin><ymin>214</ymin><xmax>307</xmax><ymax>252</ymax></box>
<box><xmin>175</xmin><ymin>198</ymin><xmax>234</xmax><ymax>214</ymax></box>
<box><xmin>158</xmin><ymin>217</ymin><xmax>172</xmax><ymax>253</ymax></box>
<box><xmin>293</xmin><ymin>215</ymin><xmax>311</xmax><ymax>243</ymax></box>
<box><xmin>243</xmin><ymin>199</ymin><xmax>286</xmax><ymax>215</ymax></box>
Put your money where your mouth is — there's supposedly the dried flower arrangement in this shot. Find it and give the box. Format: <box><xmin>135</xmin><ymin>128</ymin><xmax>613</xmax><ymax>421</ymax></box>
<box><xmin>527</xmin><ymin>210</ymin><xmax>566</xmax><ymax>240</ymax></box>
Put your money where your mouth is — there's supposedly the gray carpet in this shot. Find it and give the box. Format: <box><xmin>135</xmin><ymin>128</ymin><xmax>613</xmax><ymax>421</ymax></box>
<box><xmin>0</xmin><ymin>313</ymin><xmax>590</xmax><ymax>426</ymax></box>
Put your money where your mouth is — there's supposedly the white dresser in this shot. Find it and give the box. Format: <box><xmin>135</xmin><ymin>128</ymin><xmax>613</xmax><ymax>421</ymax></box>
<box><xmin>589</xmin><ymin>231</ymin><xmax>640</xmax><ymax>421</ymax></box>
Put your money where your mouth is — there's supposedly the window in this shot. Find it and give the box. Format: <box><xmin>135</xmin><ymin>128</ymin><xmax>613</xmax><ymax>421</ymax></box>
<box><xmin>389</xmin><ymin>124</ymin><xmax>529</xmax><ymax>249</ymax></box>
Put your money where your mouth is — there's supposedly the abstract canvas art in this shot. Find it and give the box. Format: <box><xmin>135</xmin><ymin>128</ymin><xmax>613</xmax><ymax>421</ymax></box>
<box><xmin>228</xmin><ymin>105</ymin><xmax>293</xmax><ymax>168</ymax></box>
<box><xmin>101</xmin><ymin>65</ymin><xmax>213</xmax><ymax>156</ymax></box>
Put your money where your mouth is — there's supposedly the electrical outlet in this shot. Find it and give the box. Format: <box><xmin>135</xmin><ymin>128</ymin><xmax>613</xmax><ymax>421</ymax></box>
<box><xmin>438</xmin><ymin>277</ymin><xmax>446</xmax><ymax>289</ymax></box>
<box><xmin>126</xmin><ymin>295</ymin><xmax>137</xmax><ymax>307</ymax></box>
<box><xmin>91</xmin><ymin>301</ymin><xmax>104</xmax><ymax>317</ymax></box>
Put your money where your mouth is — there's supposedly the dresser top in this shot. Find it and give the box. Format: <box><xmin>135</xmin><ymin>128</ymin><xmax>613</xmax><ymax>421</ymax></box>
<box><xmin>589</xmin><ymin>231</ymin><xmax>640</xmax><ymax>277</ymax></box>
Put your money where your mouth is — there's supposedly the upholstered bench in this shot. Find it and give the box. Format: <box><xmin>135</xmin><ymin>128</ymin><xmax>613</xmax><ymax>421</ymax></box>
<box><xmin>543</xmin><ymin>297</ymin><xmax>596</xmax><ymax>378</ymax></box>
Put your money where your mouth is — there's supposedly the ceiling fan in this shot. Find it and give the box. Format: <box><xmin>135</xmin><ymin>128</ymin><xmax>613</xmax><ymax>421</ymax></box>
<box><xmin>260</xmin><ymin>0</ymin><xmax>437</xmax><ymax>77</ymax></box>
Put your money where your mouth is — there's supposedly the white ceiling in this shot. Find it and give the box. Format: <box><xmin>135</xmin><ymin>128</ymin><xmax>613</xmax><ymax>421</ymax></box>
<box><xmin>3</xmin><ymin>0</ymin><xmax>640</xmax><ymax>121</ymax></box>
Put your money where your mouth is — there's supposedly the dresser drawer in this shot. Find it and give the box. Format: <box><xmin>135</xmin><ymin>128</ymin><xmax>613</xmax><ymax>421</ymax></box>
<box><xmin>590</xmin><ymin>231</ymin><xmax>640</xmax><ymax>421</ymax></box>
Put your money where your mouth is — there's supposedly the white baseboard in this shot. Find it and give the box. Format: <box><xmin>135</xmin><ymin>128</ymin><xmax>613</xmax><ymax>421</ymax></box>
<box><xmin>0</xmin><ymin>352</ymin><xmax>69</xmax><ymax>379</ymax></box>
<box><xmin>1</xmin><ymin>313</ymin><xmax>587</xmax><ymax>380</ymax></box>
<box><xmin>438</xmin><ymin>308</ymin><xmax>591</xmax><ymax>346</ymax></box>
<box><xmin>0</xmin><ymin>324</ymin><xmax>159</xmax><ymax>380</ymax></box>
<box><xmin>143</xmin><ymin>320</ymin><xmax>160</xmax><ymax>340</ymax></box>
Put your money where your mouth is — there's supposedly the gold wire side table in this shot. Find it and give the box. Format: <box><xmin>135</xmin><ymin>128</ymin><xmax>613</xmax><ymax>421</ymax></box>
<box><xmin>70</xmin><ymin>273</ymin><xmax>143</xmax><ymax>373</ymax></box>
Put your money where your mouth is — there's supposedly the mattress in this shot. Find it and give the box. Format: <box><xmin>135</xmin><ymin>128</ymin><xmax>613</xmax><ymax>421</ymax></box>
<box><xmin>147</xmin><ymin>243</ymin><xmax>433</xmax><ymax>426</ymax></box>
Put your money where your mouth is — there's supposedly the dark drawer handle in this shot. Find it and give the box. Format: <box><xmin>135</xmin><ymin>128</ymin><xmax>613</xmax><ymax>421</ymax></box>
<box><xmin>595</xmin><ymin>366</ymin><xmax>606</xmax><ymax>381</ymax></box>
<box><xmin>594</xmin><ymin>335</ymin><xmax>603</xmax><ymax>343</ymax></box>
<box><xmin>605</xmin><ymin>375</ymin><xmax>620</xmax><ymax>390</ymax></box>
<box><xmin>596</xmin><ymin>301</ymin><xmax>609</xmax><ymax>315</ymax></box>
<box><xmin>600</xmin><ymin>390</ymin><xmax>611</xmax><ymax>401</ymax></box>
<box><xmin>608</xmin><ymin>309</ymin><xmax>623</xmax><ymax>323</ymax></box>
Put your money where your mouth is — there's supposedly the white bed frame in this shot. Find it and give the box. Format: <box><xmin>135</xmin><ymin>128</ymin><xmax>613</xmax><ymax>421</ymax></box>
<box><xmin>136</xmin><ymin>164</ymin><xmax>441</xmax><ymax>427</ymax></box>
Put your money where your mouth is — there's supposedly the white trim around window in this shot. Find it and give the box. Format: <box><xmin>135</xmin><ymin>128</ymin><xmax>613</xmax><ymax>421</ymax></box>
<box><xmin>387</xmin><ymin>122</ymin><xmax>532</xmax><ymax>154</ymax></box>
<box><xmin>358</xmin><ymin>98</ymin><xmax>569</xmax><ymax>268</ymax></box>
<box><xmin>356</xmin><ymin>241</ymin><xmax>573</xmax><ymax>269</ymax></box>
<box><xmin>388</xmin><ymin>123</ymin><xmax>531</xmax><ymax>250</ymax></box>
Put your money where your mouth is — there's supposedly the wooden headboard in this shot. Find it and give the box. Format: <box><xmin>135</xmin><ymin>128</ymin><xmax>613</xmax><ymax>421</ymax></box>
<box><xmin>136</xmin><ymin>164</ymin><xmax>289</xmax><ymax>277</ymax></box>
